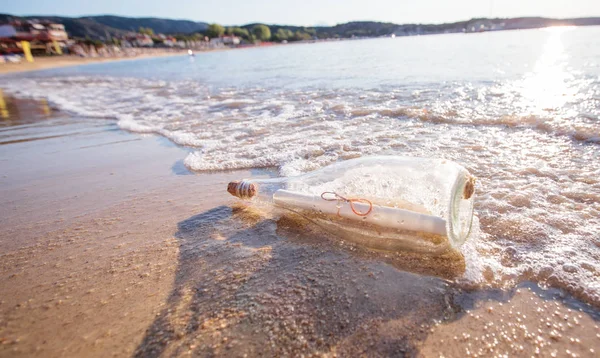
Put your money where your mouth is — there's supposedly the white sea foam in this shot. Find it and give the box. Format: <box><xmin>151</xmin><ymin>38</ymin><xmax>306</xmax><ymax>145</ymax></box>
<box><xmin>2</xmin><ymin>74</ymin><xmax>600</xmax><ymax>306</ymax></box>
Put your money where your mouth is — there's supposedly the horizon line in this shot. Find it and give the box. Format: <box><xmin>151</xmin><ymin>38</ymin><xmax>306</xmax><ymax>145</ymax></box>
<box><xmin>3</xmin><ymin>12</ymin><xmax>600</xmax><ymax>29</ymax></box>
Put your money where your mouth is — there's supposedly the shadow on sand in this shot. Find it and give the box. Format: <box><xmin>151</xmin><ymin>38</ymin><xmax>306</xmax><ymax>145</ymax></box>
<box><xmin>134</xmin><ymin>204</ymin><xmax>598</xmax><ymax>357</ymax></box>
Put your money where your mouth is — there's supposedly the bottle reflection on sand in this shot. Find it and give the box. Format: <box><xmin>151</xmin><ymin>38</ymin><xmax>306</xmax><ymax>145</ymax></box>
<box><xmin>0</xmin><ymin>91</ymin><xmax>52</xmax><ymax>125</ymax></box>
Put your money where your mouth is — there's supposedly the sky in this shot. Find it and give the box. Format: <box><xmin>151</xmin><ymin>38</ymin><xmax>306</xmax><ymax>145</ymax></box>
<box><xmin>2</xmin><ymin>0</ymin><xmax>599</xmax><ymax>26</ymax></box>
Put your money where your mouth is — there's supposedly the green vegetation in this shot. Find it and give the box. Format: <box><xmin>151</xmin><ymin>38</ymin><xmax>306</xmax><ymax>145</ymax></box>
<box><xmin>206</xmin><ymin>23</ymin><xmax>225</xmax><ymax>38</ymax></box>
<box><xmin>138</xmin><ymin>26</ymin><xmax>154</xmax><ymax>35</ymax></box>
<box><xmin>172</xmin><ymin>33</ymin><xmax>205</xmax><ymax>42</ymax></box>
<box><xmin>241</xmin><ymin>24</ymin><xmax>318</xmax><ymax>43</ymax></box>
<box><xmin>272</xmin><ymin>28</ymin><xmax>293</xmax><ymax>42</ymax></box>
<box><xmin>83</xmin><ymin>36</ymin><xmax>104</xmax><ymax>48</ymax></box>
<box><xmin>251</xmin><ymin>24</ymin><xmax>271</xmax><ymax>41</ymax></box>
<box><xmin>173</xmin><ymin>34</ymin><xmax>187</xmax><ymax>41</ymax></box>
<box><xmin>226</xmin><ymin>27</ymin><xmax>251</xmax><ymax>41</ymax></box>
<box><xmin>292</xmin><ymin>30</ymin><xmax>312</xmax><ymax>41</ymax></box>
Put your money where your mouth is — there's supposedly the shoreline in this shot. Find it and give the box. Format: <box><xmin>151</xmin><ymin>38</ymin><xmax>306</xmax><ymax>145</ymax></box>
<box><xmin>0</xmin><ymin>96</ymin><xmax>598</xmax><ymax>356</ymax></box>
<box><xmin>0</xmin><ymin>50</ymin><xmax>189</xmax><ymax>74</ymax></box>
<box><xmin>3</xmin><ymin>24</ymin><xmax>600</xmax><ymax>76</ymax></box>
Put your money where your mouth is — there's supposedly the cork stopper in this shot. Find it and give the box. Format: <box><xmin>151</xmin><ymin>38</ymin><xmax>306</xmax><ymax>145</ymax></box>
<box><xmin>227</xmin><ymin>180</ymin><xmax>258</xmax><ymax>199</ymax></box>
<box><xmin>463</xmin><ymin>175</ymin><xmax>476</xmax><ymax>200</ymax></box>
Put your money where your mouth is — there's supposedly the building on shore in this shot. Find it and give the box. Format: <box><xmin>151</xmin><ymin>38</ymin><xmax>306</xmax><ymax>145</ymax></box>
<box><xmin>209</xmin><ymin>35</ymin><xmax>241</xmax><ymax>47</ymax></box>
<box><xmin>465</xmin><ymin>20</ymin><xmax>506</xmax><ymax>33</ymax></box>
<box><xmin>0</xmin><ymin>20</ymin><xmax>69</xmax><ymax>55</ymax></box>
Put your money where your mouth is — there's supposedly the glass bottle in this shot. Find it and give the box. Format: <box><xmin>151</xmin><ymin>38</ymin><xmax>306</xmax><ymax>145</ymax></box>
<box><xmin>227</xmin><ymin>156</ymin><xmax>475</xmax><ymax>254</ymax></box>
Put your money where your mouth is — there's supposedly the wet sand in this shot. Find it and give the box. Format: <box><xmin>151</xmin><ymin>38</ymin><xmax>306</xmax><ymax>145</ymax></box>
<box><xmin>0</xmin><ymin>50</ymin><xmax>186</xmax><ymax>75</ymax></box>
<box><xmin>0</xmin><ymin>98</ymin><xmax>598</xmax><ymax>357</ymax></box>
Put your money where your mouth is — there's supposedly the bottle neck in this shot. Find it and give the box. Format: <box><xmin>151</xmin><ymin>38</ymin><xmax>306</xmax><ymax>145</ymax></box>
<box><xmin>227</xmin><ymin>180</ymin><xmax>258</xmax><ymax>199</ymax></box>
<box><xmin>227</xmin><ymin>178</ymin><xmax>288</xmax><ymax>203</ymax></box>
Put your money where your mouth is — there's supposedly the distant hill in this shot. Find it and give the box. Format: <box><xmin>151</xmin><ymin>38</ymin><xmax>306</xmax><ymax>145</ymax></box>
<box><xmin>88</xmin><ymin>15</ymin><xmax>209</xmax><ymax>34</ymax></box>
<box><xmin>0</xmin><ymin>14</ymin><xmax>209</xmax><ymax>39</ymax></box>
<box><xmin>248</xmin><ymin>17</ymin><xmax>600</xmax><ymax>39</ymax></box>
<box><xmin>0</xmin><ymin>13</ymin><xmax>599</xmax><ymax>40</ymax></box>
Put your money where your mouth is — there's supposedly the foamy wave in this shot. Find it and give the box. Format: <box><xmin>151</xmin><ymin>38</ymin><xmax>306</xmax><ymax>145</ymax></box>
<box><xmin>3</xmin><ymin>75</ymin><xmax>600</xmax><ymax>306</ymax></box>
<box><xmin>117</xmin><ymin>115</ymin><xmax>159</xmax><ymax>133</ymax></box>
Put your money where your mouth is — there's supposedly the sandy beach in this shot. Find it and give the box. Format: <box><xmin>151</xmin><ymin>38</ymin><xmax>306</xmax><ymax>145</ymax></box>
<box><xmin>0</xmin><ymin>50</ymin><xmax>187</xmax><ymax>75</ymax></box>
<box><xmin>0</xmin><ymin>95</ymin><xmax>598</xmax><ymax>357</ymax></box>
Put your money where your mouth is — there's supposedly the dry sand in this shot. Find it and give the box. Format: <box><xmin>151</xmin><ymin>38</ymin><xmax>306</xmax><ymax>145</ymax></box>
<box><xmin>0</xmin><ymin>97</ymin><xmax>598</xmax><ymax>357</ymax></box>
<box><xmin>0</xmin><ymin>50</ymin><xmax>186</xmax><ymax>75</ymax></box>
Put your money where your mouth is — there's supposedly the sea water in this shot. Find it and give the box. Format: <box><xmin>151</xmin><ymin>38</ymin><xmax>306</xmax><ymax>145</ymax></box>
<box><xmin>2</xmin><ymin>26</ymin><xmax>599</xmax><ymax>305</ymax></box>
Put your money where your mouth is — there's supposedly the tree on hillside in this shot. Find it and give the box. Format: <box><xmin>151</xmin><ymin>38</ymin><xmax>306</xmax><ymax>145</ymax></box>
<box><xmin>226</xmin><ymin>27</ymin><xmax>250</xmax><ymax>40</ymax></box>
<box><xmin>206</xmin><ymin>23</ymin><xmax>225</xmax><ymax>38</ymax></box>
<box><xmin>292</xmin><ymin>30</ymin><xmax>312</xmax><ymax>41</ymax></box>
<box><xmin>303</xmin><ymin>27</ymin><xmax>316</xmax><ymax>36</ymax></box>
<box><xmin>252</xmin><ymin>24</ymin><xmax>271</xmax><ymax>41</ymax></box>
<box><xmin>233</xmin><ymin>28</ymin><xmax>250</xmax><ymax>40</ymax></box>
<box><xmin>191</xmin><ymin>33</ymin><xmax>204</xmax><ymax>41</ymax></box>
<box><xmin>272</xmin><ymin>28</ymin><xmax>293</xmax><ymax>42</ymax></box>
<box><xmin>138</xmin><ymin>27</ymin><xmax>154</xmax><ymax>35</ymax></box>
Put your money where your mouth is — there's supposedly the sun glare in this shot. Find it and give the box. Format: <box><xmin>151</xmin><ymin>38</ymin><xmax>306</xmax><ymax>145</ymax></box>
<box><xmin>518</xmin><ymin>26</ymin><xmax>578</xmax><ymax>114</ymax></box>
